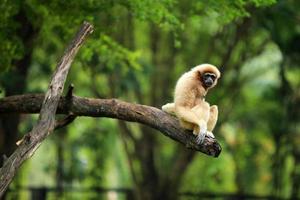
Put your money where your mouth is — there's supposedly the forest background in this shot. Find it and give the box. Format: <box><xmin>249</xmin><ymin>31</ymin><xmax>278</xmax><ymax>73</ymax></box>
<box><xmin>0</xmin><ymin>0</ymin><xmax>299</xmax><ymax>199</ymax></box>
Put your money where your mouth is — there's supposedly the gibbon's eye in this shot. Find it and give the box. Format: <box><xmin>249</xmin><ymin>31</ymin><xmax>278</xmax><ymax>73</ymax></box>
<box><xmin>204</xmin><ymin>73</ymin><xmax>216</xmax><ymax>80</ymax></box>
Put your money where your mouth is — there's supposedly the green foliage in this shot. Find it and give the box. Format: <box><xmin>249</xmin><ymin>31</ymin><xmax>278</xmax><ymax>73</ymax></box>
<box><xmin>185</xmin><ymin>0</ymin><xmax>276</xmax><ymax>25</ymax></box>
<box><xmin>81</xmin><ymin>34</ymin><xmax>141</xmax><ymax>72</ymax></box>
<box><xmin>0</xmin><ymin>0</ymin><xmax>22</xmax><ymax>72</ymax></box>
<box><xmin>125</xmin><ymin>0</ymin><xmax>182</xmax><ymax>29</ymax></box>
<box><xmin>2</xmin><ymin>0</ymin><xmax>300</xmax><ymax>199</ymax></box>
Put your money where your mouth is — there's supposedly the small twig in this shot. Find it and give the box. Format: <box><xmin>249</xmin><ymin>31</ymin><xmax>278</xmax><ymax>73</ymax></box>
<box><xmin>66</xmin><ymin>84</ymin><xmax>74</xmax><ymax>100</ymax></box>
<box><xmin>53</xmin><ymin>84</ymin><xmax>77</xmax><ymax>130</ymax></box>
<box><xmin>55</xmin><ymin>114</ymin><xmax>77</xmax><ymax>130</ymax></box>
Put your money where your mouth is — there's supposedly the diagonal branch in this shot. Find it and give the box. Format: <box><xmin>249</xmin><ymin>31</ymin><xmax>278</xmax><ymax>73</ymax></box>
<box><xmin>0</xmin><ymin>22</ymin><xmax>93</xmax><ymax>197</ymax></box>
<box><xmin>0</xmin><ymin>94</ymin><xmax>222</xmax><ymax>157</ymax></box>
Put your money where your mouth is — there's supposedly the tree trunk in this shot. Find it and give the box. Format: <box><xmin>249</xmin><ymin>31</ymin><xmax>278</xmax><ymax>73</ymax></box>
<box><xmin>291</xmin><ymin>149</ymin><xmax>300</xmax><ymax>199</ymax></box>
<box><xmin>55</xmin><ymin>130</ymin><xmax>66</xmax><ymax>198</ymax></box>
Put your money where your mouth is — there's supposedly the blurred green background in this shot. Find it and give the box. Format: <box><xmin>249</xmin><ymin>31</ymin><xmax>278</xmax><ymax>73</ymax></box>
<box><xmin>0</xmin><ymin>0</ymin><xmax>299</xmax><ymax>199</ymax></box>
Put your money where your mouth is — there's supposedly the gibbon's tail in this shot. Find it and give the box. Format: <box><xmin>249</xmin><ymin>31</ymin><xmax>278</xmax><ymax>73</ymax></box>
<box><xmin>162</xmin><ymin>103</ymin><xmax>176</xmax><ymax>115</ymax></box>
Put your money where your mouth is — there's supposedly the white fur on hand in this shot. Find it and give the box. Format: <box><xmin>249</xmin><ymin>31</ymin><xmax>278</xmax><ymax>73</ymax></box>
<box><xmin>196</xmin><ymin>133</ymin><xmax>205</xmax><ymax>144</ymax></box>
<box><xmin>196</xmin><ymin>124</ymin><xmax>207</xmax><ymax>144</ymax></box>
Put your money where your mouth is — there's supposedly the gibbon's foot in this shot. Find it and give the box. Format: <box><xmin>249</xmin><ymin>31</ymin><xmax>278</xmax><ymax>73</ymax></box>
<box><xmin>206</xmin><ymin>131</ymin><xmax>215</xmax><ymax>138</ymax></box>
<box><xmin>196</xmin><ymin>132</ymin><xmax>205</xmax><ymax>144</ymax></box>
<box><xmin>196</xmin><ymin>131</ymin><xmax>214</xmax><ymax>144</ymax></box>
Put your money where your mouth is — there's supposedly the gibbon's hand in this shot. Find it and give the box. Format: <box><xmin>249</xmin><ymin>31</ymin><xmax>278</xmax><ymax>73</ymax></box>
<box><xmin>196</xmin><ymin>132</ymin><xmax>206</xmax><ymax>144</ymax></box>
<box><xmin>196</xmin><ymin>123</ymin><xmax>207</xmax><ymax>144</ymax></box>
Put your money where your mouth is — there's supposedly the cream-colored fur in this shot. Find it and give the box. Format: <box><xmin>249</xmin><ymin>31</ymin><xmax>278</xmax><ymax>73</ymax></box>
<box><xmin>162</xmin><ymin>64</ymin><xmax>221</xmax><ymax>143</ymax></box>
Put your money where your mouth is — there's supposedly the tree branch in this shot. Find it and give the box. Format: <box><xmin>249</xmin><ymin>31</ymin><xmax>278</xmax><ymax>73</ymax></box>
<box><xmin>0</xmin><ymin>94</ymin><xmax>222</xmax><ymax>157</ymax></box>
<box><xmin>0</xmin><ymin>22</ymin><xmax>93</xmax><ymax>197</ymax></box>
<box><xmin>55</xmin><ymin>114</ymin><xmax>77</xmax><ymax>130</ymax></box>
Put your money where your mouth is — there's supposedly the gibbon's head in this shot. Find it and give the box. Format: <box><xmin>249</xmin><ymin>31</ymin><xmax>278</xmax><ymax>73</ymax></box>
<box><xmin>192</xmin><ymin>64</ymin><xmax>221</xmax><ymax>89</ymax></box>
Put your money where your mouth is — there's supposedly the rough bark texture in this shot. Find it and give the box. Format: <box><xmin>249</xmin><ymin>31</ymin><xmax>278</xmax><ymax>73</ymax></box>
<box><xmin>0</xmin><ymin>94</ymin><xmax>222</xmax><ymax>157</ymax></box>
<box><xmin>0</xmin><ymin>22</ymin><xmax>93</xmax><ymax>197</ymax></box>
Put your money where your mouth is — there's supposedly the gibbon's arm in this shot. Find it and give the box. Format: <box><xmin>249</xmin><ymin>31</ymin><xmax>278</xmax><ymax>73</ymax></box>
<box><xmin>162</xmin><ymin>103</ymin><xmax>176</xmax><ymax>115</ymax></box>
<box><xmin>175</xmin><ymin>106</ymin><xmax>204</xmax><ymax>126</ymax></box>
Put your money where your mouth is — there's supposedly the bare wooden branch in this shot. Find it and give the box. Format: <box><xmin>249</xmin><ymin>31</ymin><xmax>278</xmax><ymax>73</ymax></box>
<box><xmin>0</xmin><ymin>94</ymin><xmax>222</xmax><ymax>157</ymax></box>
<box><xmin>0</xmin><ymin>22</ymin><xmax>93</xmax><ymax>197</ymax></box>
<box><xmin>66</xmin><ymin>84</ymin><xmax>74</xmax><ymax>100</ymax></box>
<box><xmin>55</xmin><ymin>114</ymin><xmax>77</xmax><ymax>130</ymax></box>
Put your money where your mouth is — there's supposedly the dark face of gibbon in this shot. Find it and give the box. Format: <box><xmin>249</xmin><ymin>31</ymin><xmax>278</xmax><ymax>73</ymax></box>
<box><xmin>202</xmin><ymin>72</ymin><xmax>216</xmax><ymax>88</ymax></box>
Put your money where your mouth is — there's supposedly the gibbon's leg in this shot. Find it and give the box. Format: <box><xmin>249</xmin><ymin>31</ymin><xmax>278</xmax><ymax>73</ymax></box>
<box><xmin>191</xmin><ymin>103</ymin><xmax>210</xmax><ymax>143</ymax></box>
<box><xmin>163</xmin><ymin>103</ymin><xmax>195</xmax><ymax>130</ymax></box>
<box><xmin>175</xmin><ymin>106</ymin><xmax>203</xmax><ymax>127</ymax></box>
<box><xmin>179</xmin><ymin>120</ymin><xmax>194</xmax><ymax>130</ymax></box>
<box><xmin>206</xmin><ymin>105</ymin><xmax>218</xmax><ymax>138</ymax></box>
<box><xmin>164</xmin><ymin>104</ymin><xmax>206</xmax><ymax>135</ymax></box>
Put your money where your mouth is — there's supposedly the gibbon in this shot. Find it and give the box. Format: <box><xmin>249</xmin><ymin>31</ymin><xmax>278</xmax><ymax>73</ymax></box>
<box><xmin>162</xmin><ymin>64</ymin><xmax>221</xmax><ymax>144</ymax></box>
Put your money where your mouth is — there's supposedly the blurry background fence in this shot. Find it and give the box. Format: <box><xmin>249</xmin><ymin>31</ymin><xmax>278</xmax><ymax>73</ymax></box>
<box><xmin>6</xmin><ymin>187</ymin><xmax>298</xmax><ymax>200</ymax></box>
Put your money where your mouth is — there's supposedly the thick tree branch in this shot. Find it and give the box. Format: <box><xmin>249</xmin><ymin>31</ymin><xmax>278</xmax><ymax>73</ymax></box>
<box><xmin>0</xmin><ymin>22</ymin><xmax>93</xmax><ymax>197</ymax></box>
<box><xmin>0</xmin><ymin>94</ymin><xmax>222</xmax><ymax>157</ymax></box>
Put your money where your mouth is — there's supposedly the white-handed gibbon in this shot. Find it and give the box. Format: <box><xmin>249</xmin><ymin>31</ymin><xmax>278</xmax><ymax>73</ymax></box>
<box><xmin>162</xmin><ymin>64</ymin><xmax>221</xmax><ymax>144</ymax></box>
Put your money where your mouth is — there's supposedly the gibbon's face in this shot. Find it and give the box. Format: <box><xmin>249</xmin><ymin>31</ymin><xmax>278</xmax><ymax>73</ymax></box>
<box><xmin>201</xmin><ymin>72</ymin><xmax>217</xmax><ymax>88</ymax></box>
